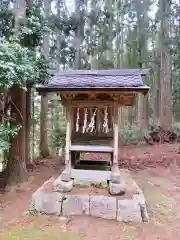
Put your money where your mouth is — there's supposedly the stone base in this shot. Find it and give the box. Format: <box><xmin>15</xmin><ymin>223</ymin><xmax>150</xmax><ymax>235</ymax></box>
<box><xmin>61</xmin><ymin>169</ymin><xmax>71</xmax><ymax>182</ymax></box>
<box><xmin>30</xmin><ymin>169</ymin><xmax>149</xmax><ymax>223</ymax></box>
<box><xmin>117</xmin><ymin>198</ymin><xmax>142</xmax><ymax>223</ymax></box>
<box><xmin>53</xmin><ymin>177</ymin><xmax>73</xmax><ymax>193</ymax></box>
<box><xmin>109</xmin><ymin>181</ymin><xmax>125</xmax><ymax>195</ymax></box>
<box><xmin>111</xmin><ymin>171</ymin><xmax>121</xmax><ymax>183</ymax></box>
<box><xmin>31</xmin><ymin>186</ymin><xmax>62</xmax><ymax>214</ymax></box>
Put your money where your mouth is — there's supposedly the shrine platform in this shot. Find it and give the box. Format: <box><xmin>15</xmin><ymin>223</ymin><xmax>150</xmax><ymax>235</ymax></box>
<box><xmin>30</xmin><ymin>169</ymin><xmax>149</xmax><ymax>223</ymax></box>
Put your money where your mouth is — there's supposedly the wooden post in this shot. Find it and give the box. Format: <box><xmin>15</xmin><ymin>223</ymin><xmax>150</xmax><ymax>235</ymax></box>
<box><xmin>65</xmin><ymin>104</ymin><xmax>72</xmax><ymax>170</ymax></box>
<box><xmin>113</xmin><ymin>103</ymin><xmax>119</xmax><ymax>170</ymax></box>
<box><xmin>96</xmin><ymin>108</ymin><xmax>99</xmax><ymax>133</ymax></box>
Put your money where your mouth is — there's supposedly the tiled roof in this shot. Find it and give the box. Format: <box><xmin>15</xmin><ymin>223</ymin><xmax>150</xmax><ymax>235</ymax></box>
<box><xmin>36</xmin><ymin>69</ymin><xmax>150</xmax><ymax>92</ymax></box>
<box><xmin>48</xmin><ymin>69</ymin><xmax>150</xmax><ymax>88</ymax></box>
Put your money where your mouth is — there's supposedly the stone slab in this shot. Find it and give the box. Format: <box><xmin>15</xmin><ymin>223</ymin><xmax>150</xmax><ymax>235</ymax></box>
<box><xmin>32</xmin><ymin>187</ymin><xmax>62</xmax><ymax>214</ymax></box>
<box><xmin>71</xmin><ymin>169</ymin><xmax>111</xmax><ymax>181</ymax></box>
<box><xmin>70</xmin><ymin>145</ymin><xmax>113</xmax><ymax>152</ymax></box>
<box><xmin>117</xmin><ymin>199</ymin><xmax>142</xmax><ymax>223</ymax></box>
<box><xmin>63</xmin><ymin>194</ymin><xmax>89</xmax><ymax>216</ymax></box>
<box><xmin>90</xmin><ymin>195</ymin><xmax>116</xmax><ymax>220</ymax></box>
<box><xmin>133</xmin><ymin>194</ymin><xmax>149</xmax><ymax>222</ymax></box>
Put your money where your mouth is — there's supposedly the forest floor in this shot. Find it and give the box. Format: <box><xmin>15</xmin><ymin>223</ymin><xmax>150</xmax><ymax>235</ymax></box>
<box><xmin>0</xmin><ymin>143</ymin><xmax>180</xmax><ymax>239</ymax></box>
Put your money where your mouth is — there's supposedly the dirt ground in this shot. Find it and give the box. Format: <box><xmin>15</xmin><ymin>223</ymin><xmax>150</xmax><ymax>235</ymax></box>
<box><xmin>0</xmin><ymin>143</ymin><xmax>180</xmax><ymax>240</ymax></box>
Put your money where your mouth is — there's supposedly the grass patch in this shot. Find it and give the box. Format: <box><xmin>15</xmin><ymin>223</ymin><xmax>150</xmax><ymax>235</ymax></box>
<box><xmin>144</xmin><ymin>182</ymin><xmax>175</xmax><ymax>225</ymax></box>
<box><xmin>122</xmin><ymin>226</ymin><xmax>138</xmax><ymax>240</ymax></box>
<box><xmin>0</xmin><ymin>225</ymin><xmax>84</xmax><ymax>240</ymax></box>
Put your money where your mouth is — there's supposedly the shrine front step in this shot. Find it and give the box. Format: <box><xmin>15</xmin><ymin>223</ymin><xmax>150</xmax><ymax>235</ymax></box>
<box><xmin>71</xmin><ymin>169</ymin><xmax>111</xmax><ymax>182</ymax></box>
<box><xmin>74</xmin><ymin>164</ymin><xmax>111</xmax><ymax>171</ymax></box>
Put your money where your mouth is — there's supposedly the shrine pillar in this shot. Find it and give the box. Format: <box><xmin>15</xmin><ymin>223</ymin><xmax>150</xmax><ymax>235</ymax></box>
<box><xmin>65</xmin><ymin>103</ymin><xmax>72</xmax><ymax>170</ymax></box>
<box><xmin>113</xmin><ymin>102</ymin><xmax>119</xmax><ymax>170</ymax></box>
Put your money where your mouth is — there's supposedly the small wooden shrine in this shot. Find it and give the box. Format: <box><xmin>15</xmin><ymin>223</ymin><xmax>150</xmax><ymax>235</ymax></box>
<box><xmin>36</xmin><ymin>69</ymin><xmax>150</xmax><ymax>174</ymax></box>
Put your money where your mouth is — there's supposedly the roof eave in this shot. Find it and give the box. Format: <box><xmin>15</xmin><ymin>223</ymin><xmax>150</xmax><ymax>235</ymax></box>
<box><xmin>35</xmin><ymin>85</ymin><xmax>150</xmax><ymax>94</ymax></box>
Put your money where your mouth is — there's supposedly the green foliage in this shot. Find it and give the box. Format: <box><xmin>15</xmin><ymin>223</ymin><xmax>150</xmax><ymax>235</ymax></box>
<box><xmin>51</xmin><ymin>126</ymin><xmax>66</xmax><ymax>149</ymax></box>
<box><xmin>0</xmin><ymin>5</ymin><xmax>50</xmax><ymax>157</ymax></box>
<box><xmin>20</xmin><ymin>6</ymin><xmax>50</xmax><ymax>48</ymax></box>
<box><xmin>25</xmin><ymin>200</ymin><xmax>38</xmax><ymax>216</ymax></box>
<box><xmin>0</xmin><ymin>123</ymin><xmax>21</xmax><ymax>151</ymax></box>
<box><xmin>33</xmin><ymin>55</ymin><xmax>49</xmax><ymax>84</ymax></box>
<box><xmin>0</xmin><ymin>7</ymin><xmax>14</xmax><ymax>39</ymax></box>
<box><xmin>172</xmin><ymin>122</ymin><xmax>180</xmax><ymax>134</ymax></box>
<box><xmin>119</xmin><ymin>125</ymin><xmax>139</xmax><ymax>143</ymax></box>
<box><xmin>0</xmin><ymin>38</ymin><xmax>40</xmax><ymax>88</ymax></box>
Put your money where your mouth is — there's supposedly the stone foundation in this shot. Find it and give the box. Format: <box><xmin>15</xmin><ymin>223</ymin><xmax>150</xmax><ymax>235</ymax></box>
<box><xmin>30</xmin><ymin>169</ymin><xmax>149</xmax><ymax>223</ymax></box>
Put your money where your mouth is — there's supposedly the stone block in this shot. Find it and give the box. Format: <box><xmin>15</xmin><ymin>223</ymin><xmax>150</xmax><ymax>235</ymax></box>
<box><xmin>133</xmin><ymin>194</ymin><xmax>149</xmax><ymax>222</ymax></box>
<box><xmin>53</xmin><ymin>178</ymin><xmax>73</xmax><ymax>193</ymax></box>
<box><xmin>109</xmin><ymin>181</ymin><xmax>125</xmax><ymax>195</ymax></box>
<box><xmin>111</xmin><ymin>172</ymin><xmax>121</xmax><ymax>183</ymax></box>
<box><xmin>117</xmin><ymin>199</ymin><xmax>142</xmax><ymax>223</ymax></box>
<box><xmin>32</xmin><ymin>187</ymin><xmax>62</xmax><ymax>214</ymax></box>
<box><xmin>90</xmin><ymin>195</ymin><xmax>116</xmax><ymax>220</ymax></box>
<box><xmin>63</xmin><ymin>194</ymin><xmax>89</xmax><ymax>216</ymax></box>
<box><xmin>61</xmin><ymin>170</ymin><xmax>71</xmax><ymax>182</ymax></box>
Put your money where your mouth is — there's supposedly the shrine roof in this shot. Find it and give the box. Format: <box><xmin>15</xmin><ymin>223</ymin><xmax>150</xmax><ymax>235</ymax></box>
<box><xmin>36</xmin><ymin>68</ymin><xmax>150</xmax><ymax>93</ymax></box>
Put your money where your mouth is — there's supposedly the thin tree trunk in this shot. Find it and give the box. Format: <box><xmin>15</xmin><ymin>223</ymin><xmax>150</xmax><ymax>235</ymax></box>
<box><xmin>40</xmin><ymin>94</ymin><xmax>49</xmax><ymax>158</ymax></box>
<box><xmin>39</xmin><ymin>0</ymin><xmax>50</xmax><ymax>157</ymax></box>
<box><xmin>152</xmin><ymin>32</ymin><xmax>161</xmax><ymax>125</ymax></box>
<box><xmin>159</xmin><ymin>0</ymin><xmax>172</xmax><ymax>130</ymax></box>
<box><xmin>25</xmin><ymin>87</ymin><xmax>32</xmax><ymax>165</ymax></box>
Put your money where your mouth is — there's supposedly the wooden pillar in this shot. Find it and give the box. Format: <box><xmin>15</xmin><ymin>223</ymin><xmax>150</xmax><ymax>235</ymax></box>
<box><xmin>113</xmin><ymin>103</ymin><xmax>119</xmax><ymax>169</ymax></box>
<box><xmin>96</xmin><ymin>108</ymin><xmax>100</xmax><ymax>133</ymax></box>
<box><xmin>65</xmin><ymin>104</ymin><xmax>72</xmax><ymax>170</ymax></box>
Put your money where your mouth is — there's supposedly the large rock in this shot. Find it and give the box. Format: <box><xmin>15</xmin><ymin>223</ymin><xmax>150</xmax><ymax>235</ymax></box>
<box><xmin>117</xmin><ymin>199</ymin><xmax>142</xmax><ymax>223</ymax></box>
<box><xmin>32</xmin><ymin>187</ymin><xmax>62</xmax><ymax>214</ymax></box>
<box><xmin>61</xmin><ymin>169</ymin><xmax>71</xmax><ymax>182</ymax></box>
<box><xmin>53</xmin><ymin>177</ymin><xmax>73</xmax><ymax>193</ymax></box>
<box><xmin>111</xmin><ymin>171</ymin><xmax>121</xmax><ymax>183</ymax></box>
<box><xmin>109</xmin><ymin>181</ymin><xmax>126</xmax><ymax>195</ymax></box>
<box><xmin>63</xmin><ymin>194</ymin><xmax>90</xmax><ymax>216</ymax></box>
<box><xmin>90</xmin><ymin>195</ymin><xmax>116</xmax><ymax>220</ymax></box>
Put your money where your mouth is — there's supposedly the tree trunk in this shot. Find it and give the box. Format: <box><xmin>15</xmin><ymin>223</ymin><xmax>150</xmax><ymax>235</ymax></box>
<box><xmin>40</xmin><ymin>94</ymin><xmax>49</xmax><ymax>158</ymax></box>
<box><xmin>152</xmin><ymin>33</ymin><xmax>161</xmax><ymax>126</ymax></box>
<box><xmin>137</xmin><ymin>93</ymin><xmax>144</xmax><ymax>129</ymax></box>
<box><xmin>4</xmin><ymin>0</ymin><xmax>28</xmax><ymax>185</ymax></box>
<box><xmin>39</xmin><ymin>0</ymin><xmax>50</xmax><ymax>158</ymax></box>
<box><xmin>5</xmin><ymin>87</ymin><xmax>27</xmax><ymax>185</ymax></box>
<box><xmin>74</xmin><ymin>0</ymin><xmax>84</xmax><ymax>69</ymax></box>
<box><xmin>25</xmin><ymin>87</ymin><xmax>32</xmax><ymax>165</ymax></box>
<box><xmin>143</xmin><ymin>93</ymin><xmax>149</xmax><ymax>129</ymax></box>
<box><xmin>159</xmin><ymin>0</ymin><xmax>172</xmax><ymax>130</ymax></box>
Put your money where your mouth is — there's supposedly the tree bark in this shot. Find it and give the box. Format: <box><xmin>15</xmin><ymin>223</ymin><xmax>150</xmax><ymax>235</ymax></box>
<box><xmin>39</xmin><ymin>0</ymin><xmax>50</xmax><ymax>158</ymax></box>
<box><xmin>4</xmin><ymin>0</ymin><xmax>28</xmax><ymax>185</ymax></box>
<box><xmin>159</xmin><ymin>0</ymin><xmax>172</xmax><ymax>130</ymax></box>
<box><xmin>25</xmin><ymin>87</ymin><xmax>32</xmax><ymax>165</ymax></box>
<box><xmin>5</xmin><ymin>87</ymin><xmax>27</xmax><ymax>185</ymax></box>
<box><xmin>137</xmin><ymin>93</ymin><xmax>144</xmax><ymax>129</ymax></box>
